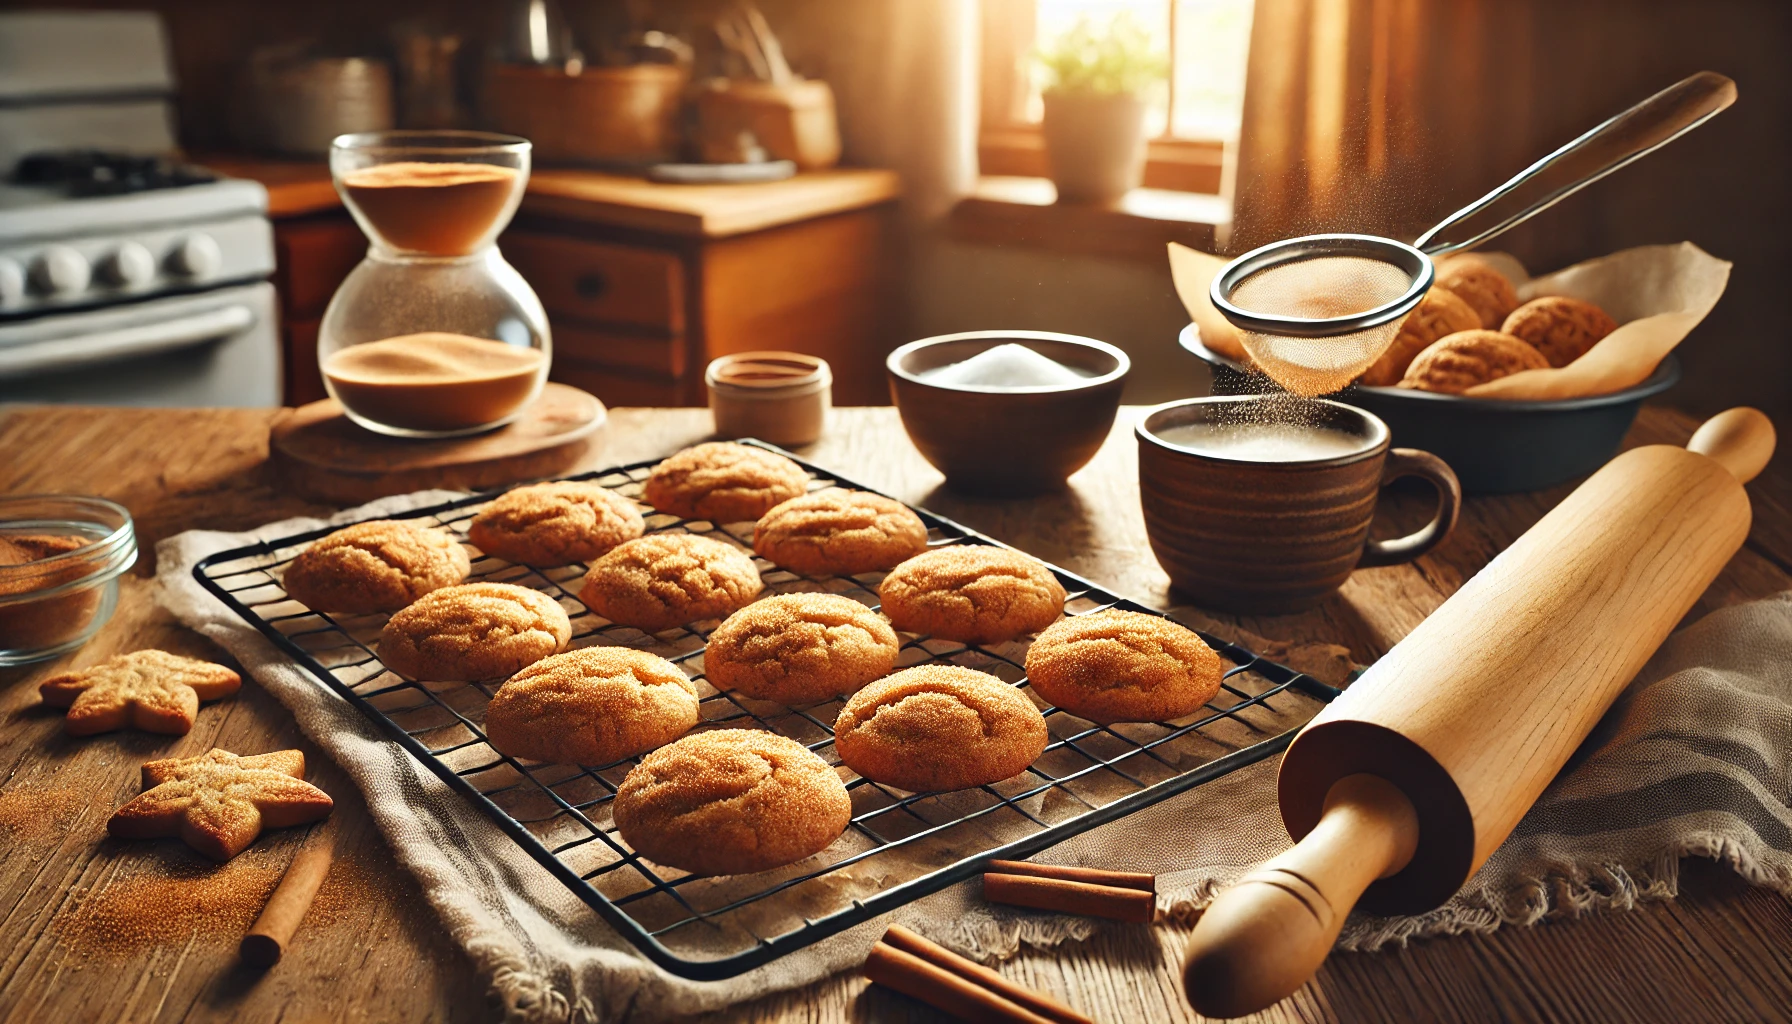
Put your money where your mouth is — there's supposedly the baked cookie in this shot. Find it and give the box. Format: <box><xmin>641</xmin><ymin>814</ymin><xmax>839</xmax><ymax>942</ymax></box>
<box><xmin>1398</xmin><ymin>330</ymin><xmax>1549</xmax><ymax>394</ymax></box>
<box><xmin>107</xmin><ymin>748</ymin><xmax>333</xmax><ymax>862</ymax></box>
<box><xmin>1501</xmin><ymin>295</ymin><xmax>1618</xmax><ymax>368</ymax></box>
<box><xmin>283</xmin><ymin>519</ymin><xmax>470</xmax><ymax>614</ymax></box>
<box><xmin>878</xmin><ymin>546</ymin><xmax>1065</xmax><ymax>645</ymax></box>
<box><xmin>1024</xmin><ymin>611</ymin><xmax>1223</xmax><ymax>723</ymax></box>
<box><xmin>1436</xmin><ymin>255</ymin><xmax>1520</xmax><ymax>329</ymax></box>
<box><xmin>469</xmin><ymin>481</ymin><xmax>645</xmax><ymax>566</ymax></box>
<box><xmin>613</xmin><ymin>730</ymin><xmax>851</xmax><ymax>875</ymax></box>
<box><xmin>579</xmin><ymin>534</ymin><xmax>763</xmax><ymax>632</ymax></box>
<box><xmin>643</xmin><ymin>442</ymin><xmax>808</xmax><ymax>522</ymax></box>
<box><xmin>834</xmin><ymin>666</ymin><xmax>1047</xmax><ymax>792</ymax></box>
<box><xmin>752</xmin><ymin>488</ymin><xmax>929</xmax><ymax>576</ymax></box>
<box><xmin>705</xmin><ymin>593</ymin><xmax>899</xmax><ymax>704</ymax></box>
<box><xmin>378</xmin><ymin>582</ymin><xmax>571</xmax><ymax>682</ymax></box>
<box><xmin>485</xmin><ymin>647</ymin><xmax>698</xmax><ymax>765</ymax></box>
<box><xmin>1361</xmin><ymin>286</ymin><xmax>1482</xmax><ymax>386</ymax></box>
<box><xmin>39</xmin><ymin>650</ymin><xmax>241</xmax><ymax>736</ymax></box>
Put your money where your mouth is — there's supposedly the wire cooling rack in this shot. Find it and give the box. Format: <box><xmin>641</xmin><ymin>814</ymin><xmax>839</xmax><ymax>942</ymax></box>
<box><xmin>194</xmin><ymin>441</ymin><xmax>1340</xmax><ymax>980</ymax></box>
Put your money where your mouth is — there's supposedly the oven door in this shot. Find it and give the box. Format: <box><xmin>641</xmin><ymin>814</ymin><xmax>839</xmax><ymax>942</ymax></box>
<box><xmin>0</xmin><ymin>281</ymin><xmax>280</xmax><ymax>407</ymax></box>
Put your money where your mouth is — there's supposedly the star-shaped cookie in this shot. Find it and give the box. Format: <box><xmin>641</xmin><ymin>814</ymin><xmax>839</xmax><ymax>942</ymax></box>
<box><xmin>107</xmin><ymin>748</ymin><xmax>333</xmax><ymax>861</ymax></box>
<box><xmin>39</xmin><ymin>650</ymin><xmax>241</xmax><ymax>736</ymax></box>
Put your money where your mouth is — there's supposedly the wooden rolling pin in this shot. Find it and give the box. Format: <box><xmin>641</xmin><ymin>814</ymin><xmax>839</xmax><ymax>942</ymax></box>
<box><xmin>1183</xmin><ymin>407</ymin><xmax>1777</xmax><ymax>1018</ymax></box>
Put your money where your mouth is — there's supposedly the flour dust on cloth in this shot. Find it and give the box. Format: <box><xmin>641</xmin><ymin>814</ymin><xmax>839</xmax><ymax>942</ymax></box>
<box><xmin>158</xmin><ymin>493</ymin><xmax>1792</xmax><ymax>1021</ymax></box>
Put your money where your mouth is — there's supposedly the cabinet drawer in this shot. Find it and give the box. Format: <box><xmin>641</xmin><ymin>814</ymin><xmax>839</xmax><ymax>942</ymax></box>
<box><xmin>552</xmin><ymin>323</ymin><xmax>684</xmax><ymax>378</ymax></box>
<box><xmin>505</xmin><ymin>233</ymin><xmax>685</xmax><ymax>334</ymax></box>
<box><xmin>276</xmin><ymin>216</ymin><xmax>365</xmax><ymax>317</ymax></box>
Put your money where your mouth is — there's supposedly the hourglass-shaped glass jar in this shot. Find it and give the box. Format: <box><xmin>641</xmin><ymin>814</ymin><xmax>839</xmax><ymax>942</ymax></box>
<box><xmin>318</xmin><ymin>131</ymin><xmax>551</xmax><ymax>438</ymax></box>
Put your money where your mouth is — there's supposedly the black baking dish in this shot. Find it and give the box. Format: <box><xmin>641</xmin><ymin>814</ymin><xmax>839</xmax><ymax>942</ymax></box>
<box><xmin>1177</xmin><ymin>323</ymin><xmax>1682</xmax><ymax>494</ymax></box>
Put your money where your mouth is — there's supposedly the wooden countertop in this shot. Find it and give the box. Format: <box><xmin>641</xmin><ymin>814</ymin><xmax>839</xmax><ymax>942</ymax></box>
<box><xmin>2</xmin><ymin>403</ymin><xmax>1791</xmax><ymax>1023</ymax></box>
<box><xmin>195</xmin><ymin>155</ymin><xmax>902</xmax><ymax>237</ymax></box>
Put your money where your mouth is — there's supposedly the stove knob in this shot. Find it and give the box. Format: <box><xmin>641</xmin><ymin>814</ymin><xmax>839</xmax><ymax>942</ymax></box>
<box><xmin>0</xmin><ymin>258</ymin><xmax>23</xmax><ymax>305</ymax></box>
<box><xmin>98</xmin><ymin>241</ymin><xmax>157</xmax><ymax>288</ymax></box>
<box><xmin>30</xmin><ymin>245</ymin><xmax>91</xmax><ymax>296</ymax></box>
<box><xmin>167</xmin><ymin>233</ymin><xmax>222</xmax><ymax>279</ymax></box>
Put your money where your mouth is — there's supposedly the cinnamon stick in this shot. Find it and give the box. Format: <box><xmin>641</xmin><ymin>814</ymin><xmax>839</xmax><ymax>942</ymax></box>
<box><xmin>880</xmin><ymin>925</ymin><xmax>1094</xmax><ymax>1024</ymax></box>
<box><xmin>864</xmin><ymin>942</ymin><xmax>1057</xmax><ymax>1024</ymax></box>
<box><xmin>240</xmin><ymin>824</ymin><xmax>335</xmax><ymax>967</ymax></box>
<box><xmin>982</xmin><ymin>872</ymin><xmax>1156</xmax><ymax>923</ymax></box>
<box><xmin>986</xmin><ymin>859</ymin><xmax>1155</xmax><ymax>893</ymax></box>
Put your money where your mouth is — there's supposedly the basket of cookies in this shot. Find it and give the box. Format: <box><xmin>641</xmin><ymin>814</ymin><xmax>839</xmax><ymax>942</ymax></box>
<box><xmin>194</xmin><ymin>440</ymin><xmax>1338</xmax><ymax>979</ymax></box>
<box><xmin>1171</xmin><ymin>242</ymin><xmax>1731</xmax><ymax>492</ymax></box>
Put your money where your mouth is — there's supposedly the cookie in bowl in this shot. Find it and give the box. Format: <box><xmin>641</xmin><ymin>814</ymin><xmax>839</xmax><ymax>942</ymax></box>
<box><xmin>1398</xmin><ymin>330</ymin><xmax>1549</xmax><ymax>395</ymax></box>
<box><xmin>1501</xmin><ymin>295</ymin><xmax>1618</xmax><ymax>368</ymax></box>
<box><xmin>1361</xmin><ymin>286</ymin><xmax>1482</xmax><ymax>387</ymax></box>
<box><xmin>1435</xmin><ymin>254</ymin><xmax>1519</xmax><ymax>329</ymax></box>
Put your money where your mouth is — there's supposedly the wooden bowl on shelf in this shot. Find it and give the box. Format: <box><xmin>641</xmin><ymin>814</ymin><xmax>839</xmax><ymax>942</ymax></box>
<box><xmin>886</xmin><ymin>331</ymin><xmax>1130</xmax><ymax>496</ymax></box>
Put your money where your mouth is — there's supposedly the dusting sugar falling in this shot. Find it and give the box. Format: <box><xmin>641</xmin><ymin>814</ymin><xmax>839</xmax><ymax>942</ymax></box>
<box><xmin>918</xmin><ymin>343</ymin><xmax>1093</xmax><ymax>388</ymax></box>
<box><xmin>1230</xmin><ymin>256</ymin><xmax>1414</xmax><ymax>396</ymax></box>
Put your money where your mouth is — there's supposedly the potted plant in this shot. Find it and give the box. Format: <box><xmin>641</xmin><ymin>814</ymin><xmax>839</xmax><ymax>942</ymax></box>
<box><xmin>1037</xmin><ymin>15</ymin><xmax>1168</xmax><ymax>204</ymax></box>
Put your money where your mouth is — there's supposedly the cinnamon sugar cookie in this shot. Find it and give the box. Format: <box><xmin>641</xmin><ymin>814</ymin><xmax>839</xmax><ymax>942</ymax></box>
<box><xmin>485</xmin><ymin>647</ymin><xmax>698</xmax><ymax>765</ymax></box>
<box><xmin>1361</xmin><ymin>287</ymin><xmax>1482</xmax><ymax>387</ymax></box>
<box><xmin>378</xmin><ymin>582</ymin><xmax>571</xmax><ymax>682</ymax></box>
<box><xmin>1436</xmin><ymin>255</ymin><xmax>1520</xmax><ymax>329</ymax></box>
<box><xmin>643</xmin><ymin>442</ymin><xmax>808</xmax><ymax>522</ymax></box>
<box><xmin>107</xmin><ymin>748</ymin><xmax>333</xmax><ymax>862</ymax></box>
<box><xmin>1025</xmin><ymin>611</ymin><xmax>1222</xmax><ymax>723</ymax></box>
<box><xmin>469</xmin><ymin>481</ymin><xmax>645</xmax><ymax>566</ymax></box>
<box><xmin>705</xmin><ymin>593</ymin><xmax>899</xmax><ymax>704</ymax></box>
<box><xmin>283</xmin><ymin>519</ymin><xmax>469</xmax><ymax>614</ymax></box>
<box><xmin>1501</xmin><ymin>295</ymin><xmax>1619</xmax><ymax>368</ymax></box>
<box><xmin>39</xmin><ymin>650</ymin><xmax>241</xmax><ymax>736</ymax></box>
<box><xmin>834</xmin><ymin>665</ymin><xmax>1047</xmax><ymax>792</ymax></box>
<box><xmin>614</xmin><ymin>730</ymin><xmax>851</xmax><ymax>875</ymax></box>
<box><xmin>579</xmin><ymin>534</ymin><xmax>763</xmax><ymax>632</ymax></box>
<box><xmin>1398</xmin><ymin>330</ymin><xmax>1549</xmax><ymax>394</ymax></box>
<box><xmin>878</xmin><ymin>546</ymin><xmax>1065</xmax><ymax>645</ymax></box>
<box><xmin>752</xmin><ymin>488</ymin><xmax>928</xmax><ymax>576</ymax></box>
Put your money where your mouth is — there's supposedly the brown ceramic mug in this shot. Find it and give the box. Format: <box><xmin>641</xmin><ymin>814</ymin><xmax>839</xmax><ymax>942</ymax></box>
<box><xmin>1137</xmin><ymin>396</ymin><xmax>1461</xmax><ymax>613</ymax></box>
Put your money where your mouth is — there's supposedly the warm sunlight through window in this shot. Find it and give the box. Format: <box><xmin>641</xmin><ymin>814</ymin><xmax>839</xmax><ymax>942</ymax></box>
<box><xmin>1031</xmin><ymin>0</ymin><xmax>1255</xmax><ymax>140</ymax></box>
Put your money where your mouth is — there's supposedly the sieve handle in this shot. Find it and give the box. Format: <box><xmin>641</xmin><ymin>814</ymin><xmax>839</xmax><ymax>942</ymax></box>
<box><xmin>1414</xmin><ymin>72</ymin><xmax>1736</xmax><ymax>256</ymax></box>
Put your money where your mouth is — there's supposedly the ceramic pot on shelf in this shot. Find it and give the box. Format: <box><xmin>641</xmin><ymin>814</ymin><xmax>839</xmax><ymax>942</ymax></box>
<box><xmin>1040</xmin><ymin>90</ymin><xmax>1147</xmax><ymax>204</ymax></box>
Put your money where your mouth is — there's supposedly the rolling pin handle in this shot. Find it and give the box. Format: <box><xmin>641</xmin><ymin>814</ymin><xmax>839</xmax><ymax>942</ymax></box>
<box><xmin>1688</xmin><ymin>407</ymin><xmax>1776</xmax><ymax>484</ymax></box>
<box><xmin>1182</xmin><ymin>773</ymin><xmax>1419</xmax><ymax>1019</ymax></box>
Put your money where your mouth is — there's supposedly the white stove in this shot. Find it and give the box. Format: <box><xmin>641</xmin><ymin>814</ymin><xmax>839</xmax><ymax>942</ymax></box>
<box><xmin>0</xmin><ymin>11</ymin><xmax>281</xmax><ymax>407</ymax></box>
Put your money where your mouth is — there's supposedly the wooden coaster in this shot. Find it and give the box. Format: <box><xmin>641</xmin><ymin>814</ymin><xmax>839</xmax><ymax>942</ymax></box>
<box><xmin>270</xmin><ymin>383</ymin><xmax>607</xmax><ymax>504</ymax></box>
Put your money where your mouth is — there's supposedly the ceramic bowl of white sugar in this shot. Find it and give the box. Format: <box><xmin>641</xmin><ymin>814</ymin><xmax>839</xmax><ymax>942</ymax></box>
<box><xmin>887</xmin><ymin>330</ymin><xmax>1129</xmax><ymax>495</ymax></box>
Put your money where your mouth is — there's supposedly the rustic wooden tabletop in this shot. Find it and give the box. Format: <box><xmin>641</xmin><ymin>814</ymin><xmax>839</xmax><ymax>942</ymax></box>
<box><xmin>2</xmin><ymin>403</ymin><xmax>1790</xmax><ymax>1024</ymax></box>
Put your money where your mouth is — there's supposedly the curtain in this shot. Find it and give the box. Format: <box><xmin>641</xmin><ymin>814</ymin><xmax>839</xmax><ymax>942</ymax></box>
<box><xmin>1229</xmin><ymin>0</ymin><xmax>1540</xmax><ymax>252</ymax></box>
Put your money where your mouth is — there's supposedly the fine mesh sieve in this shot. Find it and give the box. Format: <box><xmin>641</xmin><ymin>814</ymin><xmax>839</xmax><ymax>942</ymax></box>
<box><xmin>1211</xmin><ymin>71</ymin><xmax>1736</xmax><ymax>396</ymax></box>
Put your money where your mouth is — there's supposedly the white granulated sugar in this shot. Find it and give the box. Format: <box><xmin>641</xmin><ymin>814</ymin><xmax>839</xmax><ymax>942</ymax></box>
<box><xmin>919</xmin><ymin>343</ymin><xmax>1092</xmax><ymax>388</ymax></box>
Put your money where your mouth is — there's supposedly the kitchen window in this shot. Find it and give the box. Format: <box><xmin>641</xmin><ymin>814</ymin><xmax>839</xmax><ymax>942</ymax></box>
<box><xmin>980</xmin><ymin>0</ymin><xmax>1256</xmax><ymax>195</ymax></box>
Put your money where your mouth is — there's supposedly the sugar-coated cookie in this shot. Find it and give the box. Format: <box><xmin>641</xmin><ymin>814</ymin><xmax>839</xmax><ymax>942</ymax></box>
<box><xmin>378</xmin><ymin>582</ymin><xmax>571</xmax><ymax>682</ymax></box>
<box><xmin>39</xmin><ymin>650</ymin><xmax>241</xmax><ymax>736</ymax></box>
<box><xmin>469</xmin><ymin>481</ymin><xmax>645</xmax><ymax>566</ymax></box>
<box><xmin>613</xmin><ymin>730</ymin><xmax>851</xmax><ymax>875</ymax></box>
<box><xmin>1501</xmin><ymin>295</ymin><xmax>1618</xmax><ymax>368</ymax></box>
<box><xmin>1398</xmin><ymin>330</ymin><xmax>1549</xmax><ymax>394</ymax></box>
<box><xmin>752</xmin><ymin>488</ymin><xmax>929</xmax><ymax>576</ymax></box>
<box><xmin>878</xmin><ymin>546</ymin><xmax>1065</xmax><ymax>645</ymax></box>
<box><xmin>107</xmin><ymin>748</ymin><xmax>333</xmax><ymax>862</ymax></box>
<box><xmin>1025</xmin><ymin>610</ymin><xmax>1222</xmax><ymax>723</ymax></box>
<box><xmin>834</xmin><ymin>665</ymin><xmax>1047</xmax><ymax>792</ymax></box>
<box><xmin>579</xmin><ymin>534</ymin><xmax>763</xmax><ymax>632</ymax></box>
<box><xmin>1361</xmin><ymin>286</ymin><xmax>1481</xmax><ymax>386</ymax></box>
<box><xmin>485</xmin><ymin>647</ymin><xmax>698</xmax><ymax>765</ymax></box>
<box><xmin>644</xmin><ymin>442</ymin><xmax>808</xmax><ymax>523</ymax></box>
<box><xmin>1436</xmin><ymin>255</ymin><xmax>1520</xmax><ymax>329</ymax></box>
<box><xmin>283</xmin><ymin>519</ymin><xmax>469</xmax><ymax>614</ymax></box>
<box><xmin>705</xmin><ymin>593</ymin><xmax>899</xmax><ymax>704</ymax></box>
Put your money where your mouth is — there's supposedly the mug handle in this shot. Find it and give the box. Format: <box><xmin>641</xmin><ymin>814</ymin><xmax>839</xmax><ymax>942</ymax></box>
<box><xmin>1358</xmin><ymin>449</ymin><xmax>1462</xmax><ymax>568</ymax></box>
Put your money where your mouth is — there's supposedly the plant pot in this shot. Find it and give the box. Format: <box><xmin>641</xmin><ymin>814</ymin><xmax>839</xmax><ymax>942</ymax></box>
<box><xmin>1041</xmin><ymin>91</ymin><xmax>1146</xmax><ymax>204</ymax></box>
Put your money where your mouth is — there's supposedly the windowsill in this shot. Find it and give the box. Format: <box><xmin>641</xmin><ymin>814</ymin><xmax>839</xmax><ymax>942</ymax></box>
<box><xmin>947</xmin><ymin>176</ymin><xmax>1230</xmax><ymax>262</ymax></box>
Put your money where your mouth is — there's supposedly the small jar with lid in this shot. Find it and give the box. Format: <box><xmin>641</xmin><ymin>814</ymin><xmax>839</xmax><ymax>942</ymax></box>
<box><xmin>705</xmin><ymin>352</ymin><xmax>831</xmax><ymax>447</ymax></box>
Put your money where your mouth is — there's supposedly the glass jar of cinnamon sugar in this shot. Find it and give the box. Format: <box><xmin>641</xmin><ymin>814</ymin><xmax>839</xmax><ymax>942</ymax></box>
<box><xmin>0</xmin><ymin>496</ymin><xmax>137</xmax><ymax>665</ymax></box>
<box><xmin>319</xmin><ymin>131</ymin><xmax>550</xmax><ymax>438</ymax></box>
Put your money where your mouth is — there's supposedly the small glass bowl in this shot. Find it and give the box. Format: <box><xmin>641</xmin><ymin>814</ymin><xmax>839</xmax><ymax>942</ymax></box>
<box><xmin>0</xmin><ymin>496</ymin><xmax>137</xmax><ymax>666</ymax></box>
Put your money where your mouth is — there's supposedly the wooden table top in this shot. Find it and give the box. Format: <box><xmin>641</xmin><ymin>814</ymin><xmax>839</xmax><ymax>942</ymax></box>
<box><xmin>2</xmin><ymin>402</ymin><xmax>1790</xmax><ymax>1024</ymax></box>
<box><xmin>193</xmin><ymin>155</ymin><xmax>902</xmax><ymax>234</ymax></box>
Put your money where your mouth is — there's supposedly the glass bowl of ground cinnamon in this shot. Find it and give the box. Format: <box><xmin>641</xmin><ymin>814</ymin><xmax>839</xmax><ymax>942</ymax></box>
<box><xmin>0</xmin><ymin>496</ymin><xmax>137</xmax><ymax>665</ymax></box>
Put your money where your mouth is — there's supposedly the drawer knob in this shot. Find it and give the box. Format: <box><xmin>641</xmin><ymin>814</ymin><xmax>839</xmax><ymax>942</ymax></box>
<box><xmin>575</xmin><ymin>272</ymin><xmax>607</xmax><ymax>300</ymax></box>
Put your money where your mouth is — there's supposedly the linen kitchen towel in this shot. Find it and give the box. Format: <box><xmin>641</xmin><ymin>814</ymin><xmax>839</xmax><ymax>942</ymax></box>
<box><xmin>158</xmin><ymin>495</ymin><xmax>1792</xmax><ymax>1022</ymax></box>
